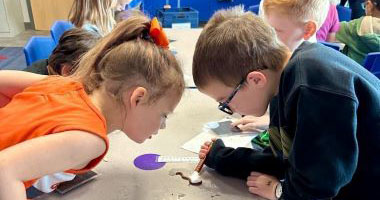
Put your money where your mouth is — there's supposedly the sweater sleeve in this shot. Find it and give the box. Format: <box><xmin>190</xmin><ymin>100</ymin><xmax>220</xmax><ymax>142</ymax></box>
<box><xmin>330</xmin><ymin>6</ymin><xmax>340</xmax><ymax>33</ymax></box>
<box><xmin>336</xmin><ymin>19</ymin><xmax>358</xmax><ymax>45</ymax></box>
<box><xmin>204</xmin><ymin>139</ymin><xmax>286</xmax><ymax>179</ymax></box>
<box><xmin>282</xmin><ymin>86</ymin><xmax>358</xmax><ymax>199</ymax></box>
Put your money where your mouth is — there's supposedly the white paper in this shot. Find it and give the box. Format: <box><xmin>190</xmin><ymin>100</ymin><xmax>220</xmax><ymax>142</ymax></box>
<box><xmin>172</xmin><ymin>23</ymin><xmax>191</xmax><ymax>29</ymax></box>
<box><xmin>181</xmin><ymin>118</ymin><xmax>259</xmax><ymax>154</ymax></box>
<box><xmin>157</xmin><ymin>156</ymin><xmax>200</xmax><ymax>163</ymax></box>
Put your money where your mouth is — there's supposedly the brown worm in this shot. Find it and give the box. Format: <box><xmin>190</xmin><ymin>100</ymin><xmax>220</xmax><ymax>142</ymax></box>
<box><xmin>175</xmin><ymin>172</ymin><xmax>202</xmax><ymax>185</ymax></box>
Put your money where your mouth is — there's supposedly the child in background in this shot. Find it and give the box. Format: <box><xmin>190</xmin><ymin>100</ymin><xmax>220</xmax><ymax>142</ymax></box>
<box><xmin>262</xmin><ymin>0</ymin><xmax>330</xmax><ymax>51</ymax></box>
<box><xmin>24</xmin><ymin>28</ymin><xmax>100</xmax><ymax>76</ymax></box>
<box><xmin>194</xmin><ymin>6</ymin><xmax>380</xmax><ymax>200</ymax></box>
<box><xmin>115</xmin><ymin>10</ymin><xmax>143</xmax><ymax>23</ymax></box>
<box><xmin>0</xmin><ymin>14</ymin><xmax>184</xmax><ymax>199</ymax></box>
<box><xmin>69</xmin><ymin>0</ymin><xmax>117</xmax><ymax>36</ymax></box>
<box><xmin>335</xmin><ymin>0</ymin><xmax>380</xmax><ymax>65</ymax></box>
<box><xmin>115</xmin><ymin>0</ymin><xmax>130</xmax><ymax>11</ymax></box>
<box><xmin>258</xmin><ymin>0</ymin><xmax>329</xmax><ymax>49</ymax></box>
<box><xmin>317</xmin><ymin>2</ymin><xmax>341</xmax><ymax>42</ymax></box>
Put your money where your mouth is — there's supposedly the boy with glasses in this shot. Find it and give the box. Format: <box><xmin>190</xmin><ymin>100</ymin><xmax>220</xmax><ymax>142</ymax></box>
<box><xmin>231</xmin><ymin>0</ymin><xmax>331</xmax><ymax>132</ymax></box>
<box><xmin>194</xmin><ymin>6</ymin><xmax>380</xmax><ymax>200</ymax></box>
<box><xmin>335</xmin><ymin>0</ymin><xmax>380</xmax><ymax>64</ymax></box>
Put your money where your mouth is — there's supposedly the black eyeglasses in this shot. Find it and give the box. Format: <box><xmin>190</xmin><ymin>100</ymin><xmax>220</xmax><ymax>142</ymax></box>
<box><xmin>218</xmin><ymin>79</ymin><xmax>245</xmax><ymax>115</ymax></box>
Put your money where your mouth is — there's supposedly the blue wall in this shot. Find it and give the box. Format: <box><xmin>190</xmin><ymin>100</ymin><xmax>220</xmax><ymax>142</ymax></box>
<box><xmin>143</xmin><ymin>0</ymin><xmax>261</xmax><ymax>22</ymax></box>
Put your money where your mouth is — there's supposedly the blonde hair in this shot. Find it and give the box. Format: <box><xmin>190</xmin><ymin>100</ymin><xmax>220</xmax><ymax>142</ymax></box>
<box><xmin>193</xmin><ymin>6</ymin><xmax>288</xmax><ymax>88</ymax></box>
<box><xmin>71</xmin><ymin>13</ymin><xmax>185</xmax><ymax>103</ymax></box>
<box><xmin>115</xmin><ymin>10</ymin><xmax>144</xmax><ymax>23</ymax></box>
<box><xmin>263</xmin><ymin>0</ymin><xmax>330</xmax><ymax>29</ymax></box>
<box><xmin>69</xmin><ymin>0</ymin><xmax>116</xmax><ymax>36</ymax></box>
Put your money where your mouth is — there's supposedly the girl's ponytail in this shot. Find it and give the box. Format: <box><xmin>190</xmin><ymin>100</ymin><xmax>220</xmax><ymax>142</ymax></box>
<box><xmin>72</xmin><ymin>13</ymin><xmax>184</xmax><ymax>103</ymax></box>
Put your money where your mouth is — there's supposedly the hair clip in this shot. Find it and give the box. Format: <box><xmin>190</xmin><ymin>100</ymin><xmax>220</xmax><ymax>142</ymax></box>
<box><xmin>149</xmin><ymin>17</ymin><xmax>169</xmax><ymax>49</ymax></box>
<box><xmin>141</xmin><ymin>29</ymin><xmax>152</xmax><ymax>41</ymax></box>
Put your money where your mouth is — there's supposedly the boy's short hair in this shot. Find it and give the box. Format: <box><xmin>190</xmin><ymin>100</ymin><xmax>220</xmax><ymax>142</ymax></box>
<box><xmin>193</xmin><ymin>6</ymin><xmax>288</xmax><ymax>88</ymax></box>
<box><xmin>48</xmin><ymin>28</ymin><xmax>101</xmax><ymax>75</ymax></box>
<box><xmin>263</xmin><ymin>0</ymin><xmax>330</xmax><ymax>29</ymax></box>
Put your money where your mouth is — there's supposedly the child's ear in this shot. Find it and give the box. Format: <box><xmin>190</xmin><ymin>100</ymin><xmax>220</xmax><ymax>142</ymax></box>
<box><xmin>365</xmin><ymin>1</ymin><xmax>373</xmax><ymax>16</ymax></box>
<box><xmin>246</xmin><ymin>71</ymin><xmax>267</xmax><ymax>88</ymax></box>
<box><xmin>129</xmin><ymin>87</ymin><xmax>148</xmax><ymax>108</ymax></box>
<box><xmin>303</xmin><ymin>21</ymin><xmax>317</xmax><ymax>40</ymax></box>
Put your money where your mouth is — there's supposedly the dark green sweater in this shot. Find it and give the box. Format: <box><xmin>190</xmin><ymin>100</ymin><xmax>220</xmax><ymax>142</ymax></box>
<box><xmin>23</xmin><ymin>59</ymin><xmax>49</xmax><ymax>75</ymax></box>
<box><xmin>205</xmin><ymin>42</ymin><xmax>380</xmax><ymax>200</ymax></box>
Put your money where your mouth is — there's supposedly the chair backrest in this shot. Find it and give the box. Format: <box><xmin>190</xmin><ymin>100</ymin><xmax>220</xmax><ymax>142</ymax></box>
<box><xmin>50</xmin><ymin>21</ymin><xmax>74</xmax><ymax>45</ymax></box>
<box><xmin>336</xmin><ymin>5</ymin><xmax>352</xmax><ymax>22</ymax></box>
<box><xmin>23</xmin><ymin>36</ymin><xmax>56</xmax><ymax>66</ymax></box>
<box><xmin>248</xmin><ymin>4</ymin><xmax>260</xmax><ymax>15</ymax></box>
<box><xmin>363</xmin><ymin>52</ymin><xmax>380</xmax><ymax>79</ymax></box>
<box><xmin>127</xmin><ymin>0</ymin><xmax>143</xmax><ymax>10</ymax></box>
<box><xmin>319</xmin><ymin>41</ymin><xmax>341</xmax><ymax>51</ymax></box>
<box><xmin>250</xmin><ymin>0</ymin><xmax>262</xmax><ymax>5</ymax></box>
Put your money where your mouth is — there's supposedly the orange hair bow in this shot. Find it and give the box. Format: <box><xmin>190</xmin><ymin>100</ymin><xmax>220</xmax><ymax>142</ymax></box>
<box><xmin>149</xmin><ymin>17</ymin><xmax>169</xmax><ymax>49</ymax></box>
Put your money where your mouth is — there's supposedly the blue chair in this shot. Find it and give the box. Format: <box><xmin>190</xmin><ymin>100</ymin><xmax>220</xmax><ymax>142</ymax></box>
<box><xmin>363</xmin><ymin>52</ymin><xmax>380</xmax><ymax>79</ymax></box>
<box><xmin>248</xmin><ymin>4</ymin><xmax>260</xmax><ymax>15</ymax></box>
<box><xmin>23</xmin><ymin>36</ymin><xmax>56</xmax><ymax>66</ymax></box>
<box><xmin>50</xmin><ymin>21</ymin><xmax>73</xmax><ymax>45</ymax></box>
<box><xmin>127</xmin><ymin>0</ymin><xmax>143</xmax><ymax>10</ymax></box>
<box><xmin>337</xmin><ymin>5</ymin><xmax>352</xmax><ymax>22</ymax></box>
<box><xmin>319</xmin><ymin>41</ymin><xmax>341</xmax><ymax>51</ymax></box>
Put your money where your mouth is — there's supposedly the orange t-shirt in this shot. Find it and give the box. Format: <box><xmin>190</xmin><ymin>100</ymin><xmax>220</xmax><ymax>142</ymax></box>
<box><xmin>0</xmin><ymin>76</ymin><xmax>109</xmax><ymax>188</ymax></box>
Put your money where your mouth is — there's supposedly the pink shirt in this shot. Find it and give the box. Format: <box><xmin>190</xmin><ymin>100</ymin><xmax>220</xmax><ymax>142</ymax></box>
<box><xmin>317</xmin><ymin>4</ymin><xmax>341</xmax><ymax>42</ymax></box>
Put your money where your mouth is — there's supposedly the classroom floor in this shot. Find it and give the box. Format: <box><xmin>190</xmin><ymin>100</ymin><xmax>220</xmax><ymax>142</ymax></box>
<box><xmin>0</xmin><ymin>29</ymin><xmax>49</xmax><ymax>47</ymax></box>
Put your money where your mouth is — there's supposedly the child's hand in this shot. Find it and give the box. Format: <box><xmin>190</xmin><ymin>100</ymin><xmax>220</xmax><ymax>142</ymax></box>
<box><xmin>199</xmin><ymin>138</ymin><xmax>216</xmax><ymax>159</ymax></box>
<box><xmin>246</xmin><ymin>172</ymin><xmax>279</xmax><ymax>200</ymax></box>
<box><xmin>231</xmin><ymin>115</ymin><xmax>269</xmax><ymax>132</ymax></box>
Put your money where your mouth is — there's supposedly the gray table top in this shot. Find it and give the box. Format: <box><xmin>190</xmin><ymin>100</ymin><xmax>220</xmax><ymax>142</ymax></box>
<box><xmin>39</xmin><ymin>29</ymin><xmax>263</xmax><ymax>200</ymax></box>
<box><xmin>40</xmin><ymin>89</ymin><xmax>263</xmax><ymax>200</ymax></box>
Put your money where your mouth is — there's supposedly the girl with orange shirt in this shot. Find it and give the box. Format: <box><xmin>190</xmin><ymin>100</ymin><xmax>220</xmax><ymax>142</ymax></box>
<box><xmin>0</xmin><ymin>14</ymin><xmax>184</xmax><ymax>199</ymax></box>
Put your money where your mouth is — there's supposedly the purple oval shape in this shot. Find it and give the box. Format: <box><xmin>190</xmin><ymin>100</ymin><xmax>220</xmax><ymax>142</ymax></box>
<box><xmin>133</xmin><ymin>153</ymin><xmax>166</xmax><ymax>170</ymax></box>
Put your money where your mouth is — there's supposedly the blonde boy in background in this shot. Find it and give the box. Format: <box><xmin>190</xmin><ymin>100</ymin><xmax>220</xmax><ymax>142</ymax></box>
<box><xmin>263</xmin><ymin>0</ymin><xmax>329</xmax><ymax>51</ymax></box>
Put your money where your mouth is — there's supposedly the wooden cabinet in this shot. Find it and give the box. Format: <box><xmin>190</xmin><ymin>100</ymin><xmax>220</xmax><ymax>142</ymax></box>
<box><xmin>30</xmin><ymin>0</ymin><xmax>74</xmax><ymax>30</ymax></box>
<box><xmin>0</xmin><ymin>0</ymin><xmax>25</xmax><ymax>37</ymax></box>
